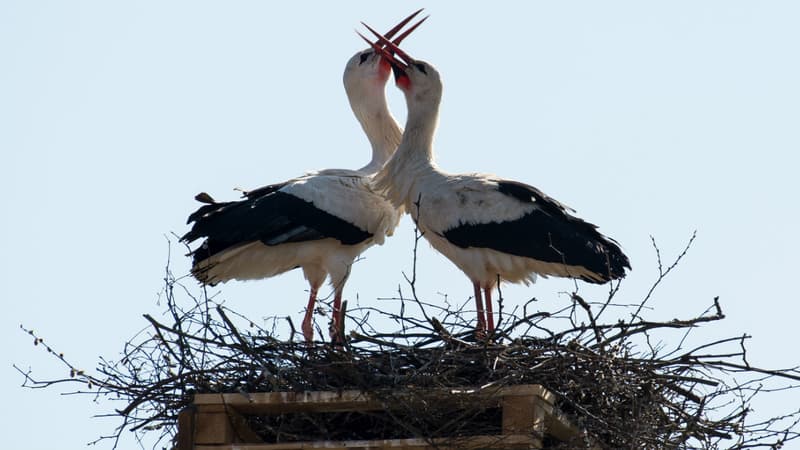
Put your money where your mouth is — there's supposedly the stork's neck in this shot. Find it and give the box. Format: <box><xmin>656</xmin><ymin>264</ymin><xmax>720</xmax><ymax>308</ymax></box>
<box><xmin>352</xmin><ymin>96</ymin><xmax>402</xmax><ymax>175</ymax></box>
<box><xmin>372</xmin><ymin>94</ymin><xmax>440</xmax><ymax>208</ymax></box>
<box><xmin>400</xmin><ymin>100</ymin><xmax>439</xmax><ymax>161</ymax></box>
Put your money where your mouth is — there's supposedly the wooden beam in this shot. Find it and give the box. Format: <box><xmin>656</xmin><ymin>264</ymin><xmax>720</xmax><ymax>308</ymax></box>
<box><xmin>191</xmin><ymin>385</ymin><xmax>549</xmax><ymax>415</ymax></box>
<box><xmin>193</xmin><ymin>390</ymin><xmax>381</xmax><ymax>414</ymax></box>
<box><xmin>191</xmin><ymin>403</ymin><xmax>263</xmax><ymax>444</ymax></box>
<box><xmin>184</xmin><ymin>385</ymin><xmax>589</xmax><ymax>449</ymax></box>
<box><xmin>176</xmin><ymin>407</ymin><xmax>195</xmax><ymax>450</ymax></box>
<box><xmin>194</xmin><ymin>408</ymin><xmax>233</xmax><ymax>445</ymax></box>
<box><xmin>193</xmin><ymin>433</ymin><xmax>538</xmax><ymax>449</ymax></box>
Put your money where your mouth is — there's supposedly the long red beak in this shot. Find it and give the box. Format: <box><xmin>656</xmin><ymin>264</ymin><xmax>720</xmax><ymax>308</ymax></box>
<box><xmin>358</xmin><ymin>23</ymin><xmax>416</xmax><ymax>84</ymax></box>
<box><xmin>356</xmin><ymin>30</ymin><xmax>408</xmax><ymax>82</ymax></box>
<box><xmin>383</xmin><ymin>9</ymin><xmax>427</xmax><ymax>45</ymax></box>
<box><xmin>361</xmin><ymin>22</ymin><xmax>414</xmax><ymax>66</ymax></box>
<box><xmin>355</xmin><ymin>12</ymin><xmax>425</xmax><ymax>80</ymax></box>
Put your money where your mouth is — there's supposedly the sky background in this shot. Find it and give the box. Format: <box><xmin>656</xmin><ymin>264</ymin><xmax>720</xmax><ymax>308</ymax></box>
<box><xmin>3</xmin><ymin>2</ymin><xmax>800</xmax><ymax>449</ymax></box>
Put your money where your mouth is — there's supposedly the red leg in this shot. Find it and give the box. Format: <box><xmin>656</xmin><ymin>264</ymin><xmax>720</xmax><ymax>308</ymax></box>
<box><xmin>473</xmin><ymin>282</ymin><xmax>487</xmax><ymax>334</ymax></box>
<box><xmin>330</xmin><ymin>290</ymin><xmax>344</xmax><ymax>343</ymax></box>
<box><xmin>483</xmin><ymin>287</ymin><xmax>495</xmax><ymax>333</ymax></box>
<box><xmin>302</xmin><ymin>287</ymin><xmax>318</xmax><ymax>342</ymax></box>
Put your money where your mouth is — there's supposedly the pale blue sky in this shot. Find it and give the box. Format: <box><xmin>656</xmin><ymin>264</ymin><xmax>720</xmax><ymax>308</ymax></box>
<box><xmin>3</xmin><ymin>2</ymin><xmax>800</xmax><ymax>449</ymax></box>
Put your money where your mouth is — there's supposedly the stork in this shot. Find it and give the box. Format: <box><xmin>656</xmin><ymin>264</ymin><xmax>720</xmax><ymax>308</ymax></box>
<box><xmin>364</xmin><ymin>27</ymin><xmax>631</xmax><ymax>335</ymax></box>
<box><xmin>181</xmin><ymin>12</ymin><xmax>426</xmax><ymax>343</ymax></box>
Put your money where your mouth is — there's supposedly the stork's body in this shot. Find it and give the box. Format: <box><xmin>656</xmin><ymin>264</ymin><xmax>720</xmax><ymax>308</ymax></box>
<box><xmin>370</xmin><ymin>33</ymin><xmax>630</xmax><ymax>333</ymax></box>
<box><xmin>181</xmin><ymin>24</ymin><xmax>419</xmax><ymax>341</ymax></box>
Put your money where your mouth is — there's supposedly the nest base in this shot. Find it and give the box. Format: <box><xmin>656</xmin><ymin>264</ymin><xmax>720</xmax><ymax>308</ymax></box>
<box><xmin>177</xmin><ymin>384</ymin><xmax>593</xmax><ymax>449</ymax></box>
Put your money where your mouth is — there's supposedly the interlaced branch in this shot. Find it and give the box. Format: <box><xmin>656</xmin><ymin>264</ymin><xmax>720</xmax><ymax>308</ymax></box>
<box><xmin>14</xmin><ymin>235</ymin><xmax>800</xmax><ymax>449</ymax></box>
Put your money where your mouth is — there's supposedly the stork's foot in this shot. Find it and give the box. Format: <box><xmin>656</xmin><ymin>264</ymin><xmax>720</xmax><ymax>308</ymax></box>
<box><xmin>473</xmin><ymin>317</ymin><xmax>487</xmax><ymax>341</ymax></box>
<box><xmin>302</xmin><ymin>321</ymin><xmax>314</xmax><ymax>343</ymax></box>
<box><xmin>328</xmin><ymin>325</ymin><xmax>341</xmax><ymax>346</ymax></box>
<box><xmin>328</xmin><ymin>316</ymin><xmax>345</xmax><ymax>347</ymax></box>
<box><xmin>329</xmin><ymin>297</ymin><xmax>346</xmax><ymax>348</ymax></box>
<box><xmin>302</xmin><ymin>288</ymin><xmax>319</xmax><ymax>344</ymax></box>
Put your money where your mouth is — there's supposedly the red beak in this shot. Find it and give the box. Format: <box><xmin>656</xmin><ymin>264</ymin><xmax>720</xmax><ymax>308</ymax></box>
<box><xmin>361</xmin><ymin>22</ymin><xmax>414</xmax><ymax>68</ymax></box>
<box><xmin>358</xmin><ymin>22</ymin><xmax>417</xmax><ymax>85</ymax></box>
<box><xmin>389</xmin><ymin>12</ymin><xmax>428</xmax><ymax>46</ymax></box>
<box><xmin>383</xmin><ymin>9</ymin><xmax>426</xmax><ymax>45</ymax></box>
<box><xmin>355</xmin><ymin>11</ymin><xmax>426</xmax><ymax>83</ymax></box>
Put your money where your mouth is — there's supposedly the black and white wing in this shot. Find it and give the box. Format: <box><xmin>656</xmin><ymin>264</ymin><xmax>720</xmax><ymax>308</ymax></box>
<box><xmin>440</xmin><ymin>178</ymin><xmax>630</xmax><ymax>283</ymax></box>
<box><xmin>182</xmin><ymin>172</ymin><xmax>398</xmax><ymax>267</ymax></box>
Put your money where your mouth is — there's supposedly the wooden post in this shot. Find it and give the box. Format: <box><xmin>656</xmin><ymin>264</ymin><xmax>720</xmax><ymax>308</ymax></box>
<box><xmin>193</xmin><ymin>404</ymin><xmax>234</xmax><ymax>445</ymax></box>
<box><xmin>501</xmin><ymin>385</ymin><xmax>550</xmax><ymax>449</ymax></box>
<box><xmin>176</xmin><ymin>406</ymin><xmax>196</xmax><ymax>450</ymax></box>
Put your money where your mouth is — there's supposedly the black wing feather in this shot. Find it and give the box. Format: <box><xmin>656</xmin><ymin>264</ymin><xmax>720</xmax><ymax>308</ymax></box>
<box><xmin>181</xmin><ymin>184</ymin><xmax>372</xmax><ymax>265</ymax></box>
<box><xmin>443</xmin><ymin>181</ymin><xmax>630</xmax><ymax>283</ymax></box>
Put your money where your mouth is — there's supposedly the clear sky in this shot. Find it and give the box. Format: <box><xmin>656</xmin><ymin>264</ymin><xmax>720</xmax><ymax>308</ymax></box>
<box><xmin>3</xmin><ymin>2</ymin><xmax>800</xmax><ymax>449</ymax></box>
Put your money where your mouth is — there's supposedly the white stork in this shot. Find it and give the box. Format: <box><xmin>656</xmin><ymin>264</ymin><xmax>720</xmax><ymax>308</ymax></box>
<box><xmin>364</xmin><ymin>28</ymin><xmax>631</xmax><ymax>335</ymax></box>
<box><xmin>181</xmin><ymin>12</ymin><xmax>426</xmax><ymax>342</ymax></box>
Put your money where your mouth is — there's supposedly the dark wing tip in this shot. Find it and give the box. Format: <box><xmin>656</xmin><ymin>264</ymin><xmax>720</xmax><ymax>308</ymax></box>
<box><xmin>589</xmin><ymin>241</ymin><xmax>631</xmax><ymax>284</ymax></box>
<box><xmin>186</xmin><ymin>193</ymin><xmax>219</xmax><ymax>226</ymax></box>
<box><xmin>189</xmin><ymin>258</ymin><xmax>216</xmax><ymax>285</ymax></box>
<box><xmin>242</xmin><ymin>181</ymin><xmax>289</xmax><ymax>200</ymax></box>
<box><xmin>195</xmin><ymin>192</ymin><xmax>216</xmax><ymax>204</ymax></box>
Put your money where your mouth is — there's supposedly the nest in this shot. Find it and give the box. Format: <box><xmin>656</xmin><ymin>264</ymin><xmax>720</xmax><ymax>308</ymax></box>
<box><xmin>16</xmin><ymin>235</ymin><xmax>800</xmax><ymax>449</ymax></box>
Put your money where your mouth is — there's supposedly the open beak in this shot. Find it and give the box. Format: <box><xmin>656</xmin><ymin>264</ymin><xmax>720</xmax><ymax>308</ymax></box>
<box><xmin>358</xmin><ymin>23</ymin><xmax>416</xmax><ymax>82</ymax></box>
<box><xmin>382</xmin><ymin>9</ymin><xmax>427</xmax><ymax>45</ymax></box>
<box><xmin>355</xmin><ymin>11</ymin><xmax>426</xmax><ymax>80</ymax></box>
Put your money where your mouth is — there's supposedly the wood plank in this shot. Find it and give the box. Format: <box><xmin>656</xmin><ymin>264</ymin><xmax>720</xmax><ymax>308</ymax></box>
<box><xmin>193</xmin><ymin>391</ymin><xmax>382</xmax><ymax>414</ymax></box>
<box><xmin>176</xmin><ymin>407</ymin><xmax>195</xmax><ymax>450</ymax></box>
<box><xmin>185</xmin><ymin>385</ymin><xmax>588</xmax><ymax>449</ymax></box>
<box><xmin>192</xmin><ymin>385</ymin><xmax>548</xmax><ymax>415</ymax></box>
<box><xmin>544</xmin><ymin>408</ymin><xmax>579</xmax><ymax>442</ymax></box>
<box><xmin>194</xmin><ymin>410</ymin><xmax>233</xmax><ymax>445</ymax></box>
<box><xmin>531</xmin><ymin>388</ymin><xmax>553</xmax><ymax>437</ymax></box>
<box><xmin>545</xmin><ymin>410</ymin><xmax>603</xmax><ymax>450</ymax></box>
<box><xmin>191</xmin><ymin>404</ymin><xmax>264</xmax><ymax>444</ymax></box>
<box><xmin>193</xmin><ymin>433</ymin><xmax>539</xmax><ymax>449</ymax></box>
<box><xmin>227</xmin><ymin>405</ymin><xmax>265</xmax><ymax>444</ymax></box>
<box><xmin>491</xmin><ymin>385</ymin><xmax>547</xmax><ymax>397</ymax></box>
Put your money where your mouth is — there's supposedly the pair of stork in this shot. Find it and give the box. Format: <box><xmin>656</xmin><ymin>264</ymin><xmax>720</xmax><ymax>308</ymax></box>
<box><xmin>182</xmin><ymin>11</ymin><xmax>631</xmax><ymax>342</ymax></box>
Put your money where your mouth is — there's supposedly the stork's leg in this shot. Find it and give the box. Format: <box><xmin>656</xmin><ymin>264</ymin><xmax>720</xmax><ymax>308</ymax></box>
<box><xmin>483</xmin><ymin>287</ymin><xmax>495</xmax><ymax>333</ymax></box>
<box><xmin>329</xmin><ymin>289</ymin><xmax>344</xmax><ymax>343</ymax></box>
<box><xmin>473</xmin><ymin>282</ymin><xmax>487</xmax><ymax>333</ymax></box>
<box><xmin>301</xmin><ymin>287</ymin><xmax>318</xmax><ymax>343</ymax></box>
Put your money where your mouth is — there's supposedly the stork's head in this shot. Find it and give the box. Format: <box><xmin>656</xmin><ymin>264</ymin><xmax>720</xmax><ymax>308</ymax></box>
<box><xmin>360</xmin><ymin>23</ymin><xmax>442</xmax><ymax>109</ymax></box>
<box><xmin>342</xmin><ymin>49</ymin><xmax>391</xmax><ymax>99</ymax></box>
<box><xmin>392</xmin><ymin>59</ymin><xmax>442</xmax><ymax>107</ymax></box>
<box><xmin>343</xmin><ymin>10</ymin><xmax>427</xmax><ymax>105</ymax></box>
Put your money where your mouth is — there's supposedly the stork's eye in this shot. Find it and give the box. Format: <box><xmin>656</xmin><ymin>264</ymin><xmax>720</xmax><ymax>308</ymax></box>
<box><xmin>414</xmin><ymin>63</ymin><xmax>427</xmax><ymax>75</ymax></box>
<box><xmin>359</xmin><ymin>52</ymin><xmax>370</xmax><ymax>65</ymax></box>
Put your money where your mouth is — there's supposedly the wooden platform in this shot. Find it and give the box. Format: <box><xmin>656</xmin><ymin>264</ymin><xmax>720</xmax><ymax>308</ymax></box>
<box><xmin>177</xmin><ymin>384</ymin><xmax>593</xmax><ymax>449</ymax></box>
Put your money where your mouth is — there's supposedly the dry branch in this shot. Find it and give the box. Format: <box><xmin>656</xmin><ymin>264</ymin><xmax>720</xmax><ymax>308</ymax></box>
<box><xmin>14</xmin><ymin>235</ymin><xmax>800</xmax><ymax>449</ymax></box>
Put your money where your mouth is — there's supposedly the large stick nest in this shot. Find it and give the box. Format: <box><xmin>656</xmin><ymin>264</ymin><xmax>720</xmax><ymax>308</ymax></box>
<box><xmin>16</xmin><ymin>234</ymin><xmax>800</xmax><ymax>449</ymax></box>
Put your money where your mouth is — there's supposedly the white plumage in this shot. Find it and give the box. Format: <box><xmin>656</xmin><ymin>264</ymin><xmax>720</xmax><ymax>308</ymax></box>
<box><xmin>370</xmin><ymin>31</ymin><xmax>631</xmax><ymax>335</ymax></box>
<box><xmin>181</xmin><ymin>19</ymin><xmax>422</xmax><ymax>341</ymax></box>
<box><xmin>193</xmin><ymin>171</ymin><xmax>398</xmax><ymax>284</ymax></box>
